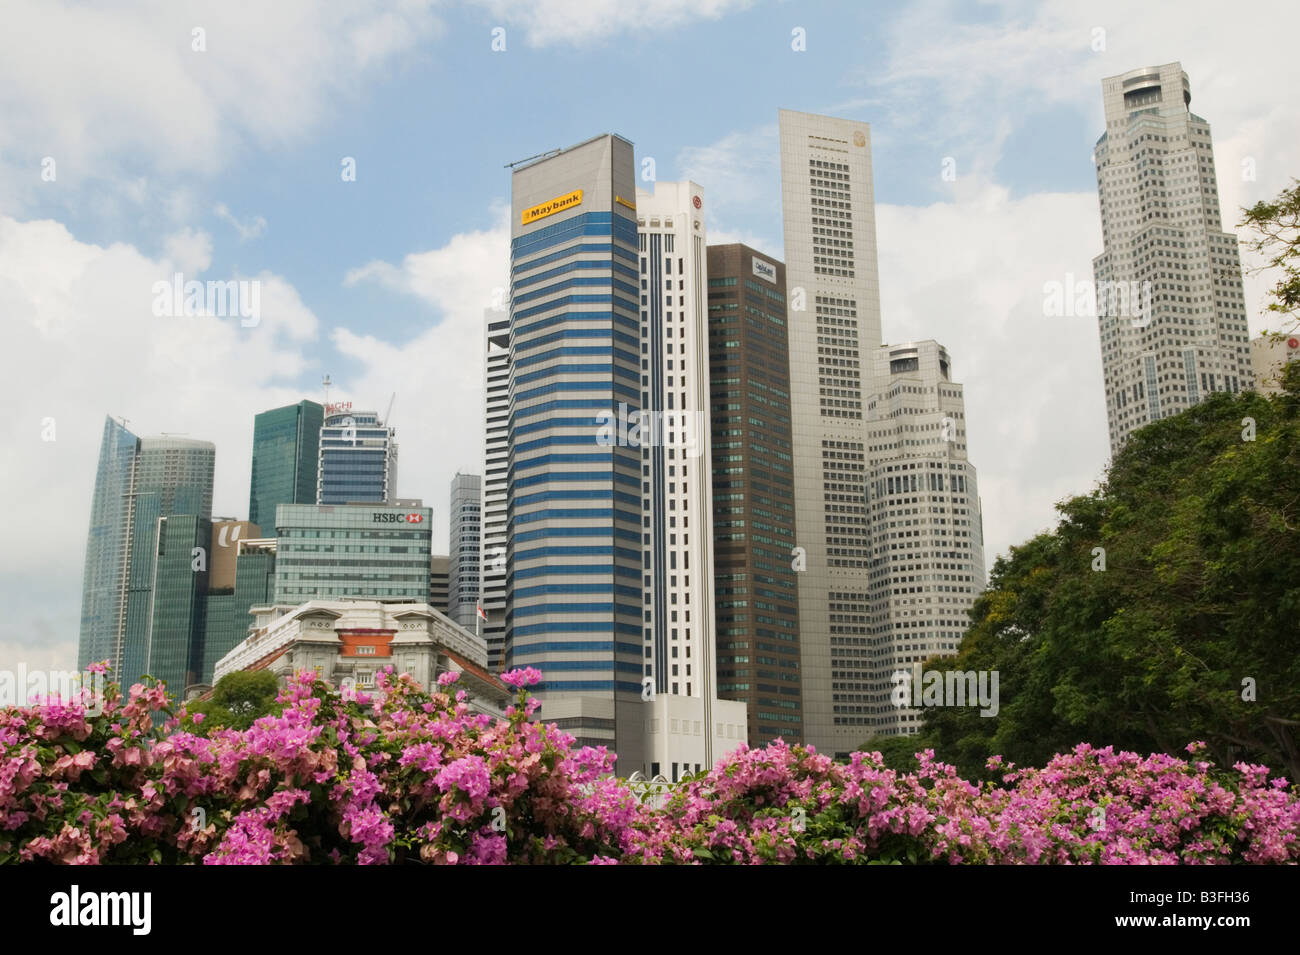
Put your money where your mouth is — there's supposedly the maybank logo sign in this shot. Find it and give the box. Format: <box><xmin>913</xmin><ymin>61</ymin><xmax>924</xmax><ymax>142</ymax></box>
<box><xmin>521</xmin><ymin>189</ymin><xmax>583</xmax><ymax>225</ymax></box>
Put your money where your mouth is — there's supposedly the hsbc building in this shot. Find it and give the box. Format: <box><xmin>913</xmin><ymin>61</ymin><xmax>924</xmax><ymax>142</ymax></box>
<box><xmin>273</xmin><ymin>503</ymin><xmax>433</xmax><ymax>604</ymax></box>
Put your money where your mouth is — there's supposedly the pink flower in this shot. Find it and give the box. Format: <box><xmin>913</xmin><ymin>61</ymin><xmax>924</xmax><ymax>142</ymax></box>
<box><xmin>500</xmin><ymin>667</ymin><xmax>543</xmax><ymax>689</ymax></box>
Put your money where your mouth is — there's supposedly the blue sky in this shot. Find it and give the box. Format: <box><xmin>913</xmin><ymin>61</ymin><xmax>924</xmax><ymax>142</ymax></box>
<box><xmin>3</xmin><ymin>0</ymin><xmax>1298</xmax><ymax>673</ymax></box>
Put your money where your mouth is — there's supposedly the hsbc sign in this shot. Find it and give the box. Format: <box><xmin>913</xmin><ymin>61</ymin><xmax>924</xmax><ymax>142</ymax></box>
<box><xmin>373</xmin><ymin>512</ymin><xmax>425</xmax><ymax>524</ymax></box>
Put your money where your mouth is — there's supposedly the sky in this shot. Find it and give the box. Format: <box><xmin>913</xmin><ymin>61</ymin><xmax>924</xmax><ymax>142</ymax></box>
<box><xmin>3</xmin><ymin>0</ymin><xmax>1298</xmax><ymax>675</ymax></box>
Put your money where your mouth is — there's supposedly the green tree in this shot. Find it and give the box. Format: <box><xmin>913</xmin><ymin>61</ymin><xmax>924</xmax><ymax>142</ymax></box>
<box><xmin>1240</xmin><ymin>178</ymin><xmax>1300</xmax><ymax>334</ymax></box>
<box><xmin>914</xmin><ymin>374</ymin><xmax>1300</xmax><ymax>780</ymax></box>
<box><xmin>187</xmin><ymin>670</ymin><xmax>282</xmax><ymax>732</ymax></box>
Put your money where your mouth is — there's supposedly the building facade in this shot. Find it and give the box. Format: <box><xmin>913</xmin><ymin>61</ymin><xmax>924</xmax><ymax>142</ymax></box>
<box><xmin>272</xmin><ymin>503</ymin><xmax>431</xmax><ymax>605</ymax></box>
<box><xmin>504</xmin><ymin>133</ymin><xmax>645</xmax><ymax>765</ymax></box>
<box><xmin>1093</xmin><ymin>62</ymin><xmax>1254</xmax><ymax>455</ymax></box>
<box><xmin>447</xmin><ymin>472</ymin><xmax>482</xmax><ymax>629</ymax></box>
<box><xmin>705</xmin><ymin>243</ymin><xmax>803</xmax><ymax>747</ymax></box>
<box><xmin>201</xmin><ymin>534</ymin><xmax>276</xmax><ymax>685</ymax></box>
<box><xmin>144</xmin><ymin>514</ymin><xmax>210</xmax><ymax>693</ymax></box>
<box><xmin>778</xmin><ymin>109</ymin><xmax>886</xmax><ymax>756</ymax></box>
<box><xmin>1251</xmin><ymin>333</ymin><xmax>1300</xmax><ymax>396</ymax></box>
<box><xmin>78</xmin><ymin>419</ymin><xmax>215</xmax><ymax>685</ymax></box>
<box><xmin>482</xmin><ymin>311</ymin><xmax>510</xmax><ymax>670</ymax></box>
<box><xmin>212</xmin><ymin>600</ymin><xmax>511</xmax><ymax>718</ymax></box>
<box><xmin>317</xmin><ymin>403</ymin><xmax>399</xmax><ymax>505</ymax></box>
<box><xmin>429</xmin><ymin>554</ymin><xmax>450</xmax><ymax>613</ymax></box>
<box><xmin>863</xmin><ymin>341</ymin><xmax>985</xmax><ymax>737</ymax></box>
<box><xmin>249</xmin><ymin>400</ymin><xmax>323</xmax><ymax>528</ymax></box>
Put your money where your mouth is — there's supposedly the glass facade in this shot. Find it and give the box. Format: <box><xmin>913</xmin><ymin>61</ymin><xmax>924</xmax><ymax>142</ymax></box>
<box><xmin>201</xmin><ymin>546</ymin><xmax>275</xmax><ymax>685</ymax></box>
<box><xmin>77</xmin><ymin>422</ymin><xmax>215</xmax><ymax>685</ymax></box>
<box><xmin>274</xmin><ymin>503</ymin><xmax>431</xmax><ymax>603</ymax></box>
<box><xmin>145</xmin><ymin>515</ymin><xmax>210</xmax><ymax>693</ymax></box>
<box><xmin>78</xmin><ymin>416</ymin><xmax>139</xmax><ymax>671</ymax></box>
<box><xmin>249</xmin><ymin>400</ymin><xmax>323</xmax><ymax>528</ymax></box>
<box><xmin>317</xmin><ymin>411</ymin><xmax>397</xmax><ymax>505</ymax></box>
<box><xmin>505</xmin><ymin>138</ymin><xmax>644</xmax><ymax>708</ymax></box>
<box><xmin>706</xmin><ymin>245</ymin><xmax>803</xmax><ymax>747</ymax></box>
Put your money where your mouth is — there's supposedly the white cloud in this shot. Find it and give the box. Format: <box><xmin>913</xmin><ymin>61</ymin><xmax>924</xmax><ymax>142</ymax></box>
<box><xmin>213</xmin><ymin>203</ymin><xmax>268</xmax><ymax>242</ymax></box>
<box><xmin>0</xmin><ymin>0</ymin><xmax>443</xmax><ymax>213</ymax></box>
<box><xmin>0</xmin><ymin>214</ymin><xmax>322</xmax><ymax>671</ymax></box>
<box><xmin>340</xmin><ymin>205</ymin><xmax>510</xmax><ymax>528</ymax></box>
<box><xmin>467</xmin><ymin>0</ymin><xmax>756</xmax><ymax>47</ymax></box>
<box><xmin>162</xmin><ymin>227</ymin><xmax>213</xmax><ymax>274</ymax></box>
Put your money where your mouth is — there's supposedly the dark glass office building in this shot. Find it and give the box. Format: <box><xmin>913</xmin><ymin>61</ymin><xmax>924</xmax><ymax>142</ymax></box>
<box><xmin>706</xmin><ymin>244</ymin><xmax>803</xmax><ymax>747</ymax></box>
<box><xmin>249</xmin><ymin>400</ymin><xmax>323</xmax><ymax>527</ymax></box>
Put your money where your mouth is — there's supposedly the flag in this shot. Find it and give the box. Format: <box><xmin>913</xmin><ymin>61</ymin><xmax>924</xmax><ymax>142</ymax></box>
<box><xmin>477</xmin><ymin>602</ymin><xmax>488</xmax><ymax>621</ymax></box>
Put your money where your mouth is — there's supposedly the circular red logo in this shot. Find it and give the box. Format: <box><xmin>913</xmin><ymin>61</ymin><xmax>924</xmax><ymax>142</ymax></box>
<box><xmin>692</xmin><ymin>196</ymin><xmax>702</xmax><ymax>209</ymax></box>
<box><xmin>1288</xmin><ymin>338</ymin><xmax>1299</xmax><ymax>350</ymax></box>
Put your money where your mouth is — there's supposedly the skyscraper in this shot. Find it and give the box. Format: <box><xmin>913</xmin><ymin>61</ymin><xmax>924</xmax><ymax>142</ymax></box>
<box><xmin>317</xmin><ymin>403</ymin><xmax>398</xmax><ymax>505</ymax></box>
<box><xmin>482</xmin><ymin>311</ymin><xmax>510</xmax><ymax>670</ymax></box>
<box><xmin>79</xmin><ymin>416</ymin><xmax>141</xmax><ymax>673</ymax></box>
<box><xmin>249</xmin><ymin>400</ymin><xmax>323</xmax><ymax>528</ymax></box>
<box><xmin>864</xmin><ymin>341</ymin><xmax>985</xmax><ymax>737</ymax></box>
<box><xmin>706</xmin><ymin>243</ymin><xmax>803</xmax><ymax>747</ymax></box>
<box><xmin>633</xmin><ymin>182</ymin><xmax>716</xmax><ymax>701</ymax></box>
<box><xmin>1093</xmin><ymin>63</ymin><xmax>1254</xmax><ymax>455</ymax></box>
<box><xmin>778</xmin><ymin>109</ymin><xmax>885</xmax><ymax>755</ymax></box>
<box><xmin>144</xmin><ymin>514</ymin><xmax>211</xmax><ymax>693</ymax></box>
<box><xmin>447</xmin><ymin>472</ymin><xmax>482</xmax><ymax>630</ymax></box>
<box><xmin>504</xmin><ymin>133</ymin><xmax>645</xmax><ymax>766</ymax></box>
<box><xmin>78</xmin><ymin>418</ymin><xmax>215</xmax><ymax>684</ymax></box>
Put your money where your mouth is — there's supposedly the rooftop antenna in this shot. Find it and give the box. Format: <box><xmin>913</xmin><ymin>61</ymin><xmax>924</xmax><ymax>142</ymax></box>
<box><xmin>322</xmin><ymin>374</ymin><xmax>332</xmax><ymax>406</ymax></box>
<box><xmin>384</xmin><ymin>392</ymin><xmax>396</xmax><ymax>427</ymax></box>
<box><xmin>505</xmin><ymin>147</ymin><xmax>562</xmax><ymax>169</ymax></box>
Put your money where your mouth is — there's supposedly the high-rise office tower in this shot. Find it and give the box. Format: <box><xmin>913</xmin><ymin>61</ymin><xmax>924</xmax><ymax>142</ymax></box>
<box><xmin>430</xmin><ymin>554</ymin><xmax>450</xmax><ymax>613</ymax></box>
<box><xmin>273</xmin><ymin>503</ymin><xmax>431</xmax><ymax>604</ymax></box>
<box><xmin>79</xmin><ymin>417</ymin><xmax>141</xmax><ymax>674</ymax></box>
<box><xmin>634</xmin><ymin>183</ymin><xmax>747</xmax><ymax>781</ymax></box>
<box><xmin>1093</xmin><ymin>63</ymin><xmax>1254</xmax><ymax>455</ymax></box>
<box><xmin>78</xmin><ymin>418</ymin><xmax>215</xmax><ymax>683</ymax></box>
<box><xmin>706</xmin><ymin>243</ymin><xmax>803</xmax><ymax>747</ymax></box>
<box><xmin>317</xmin><ymin>403</ymin><xmax>399</xmax><ymax>505</ymax></box>
<box><xmin>778</xmin><ymin>109</ymin><xmax>886</xmax><ymax>756</ymax></box>
<box><xmin>482</xmin><ymin>311</ymin><xmax>510</xmax><ymax>670</ymax></box>
<box><xmin>249</xmin><ymin>400</ymin><xmax>323</xmax><ymax>528</ymax></box>
<box><xmin>144</xmin><ymin>514</ymin><xmax>211</xmax><ymax>693</ymax></box>
<box><xmin>447</xmin><ymin>472</ymin><xmax>482</xmax><ymax>630</ymax></box>
<box><xmin>864</xmin><ymin>341</ymin><xmax>985</xmax><ymax>737</ymax></box>
<box><xmin>505</xmin><ymin>133</ymin><xmax>645</xmax><ymax>766</ymax></box>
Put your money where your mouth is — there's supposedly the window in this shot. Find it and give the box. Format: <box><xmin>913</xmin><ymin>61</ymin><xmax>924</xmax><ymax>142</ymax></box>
<box><xmin>355</xmin><ymin>645</ymin><xmax>376</xmax><ymax>655</ymax></box>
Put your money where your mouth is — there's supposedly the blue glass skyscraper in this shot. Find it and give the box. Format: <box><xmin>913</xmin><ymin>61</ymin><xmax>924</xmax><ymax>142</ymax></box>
<box><xmin>504</xmin><ymin>134</ymin><xmax>644</xmax><ymax>767</ymax></box>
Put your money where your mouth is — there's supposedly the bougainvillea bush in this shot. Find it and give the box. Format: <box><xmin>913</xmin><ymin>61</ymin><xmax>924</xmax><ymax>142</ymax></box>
<box><xmin>2</xmin><ymin>665</ymin><xmax>1297</xmax><ymax>865</ymax></box>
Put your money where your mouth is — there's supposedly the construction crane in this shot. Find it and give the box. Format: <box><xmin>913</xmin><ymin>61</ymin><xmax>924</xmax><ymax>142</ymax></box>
<box><xmin>384</xmin><ymin>392</ymin><xmax>395</xmax><ymax>427</ymax></box>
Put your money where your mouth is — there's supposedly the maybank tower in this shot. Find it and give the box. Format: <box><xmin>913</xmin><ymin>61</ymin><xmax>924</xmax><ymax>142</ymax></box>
<box><xmin>504</xmin><ymin>134</ymin><xmax>646</xmax><ymax>769</ymax></box>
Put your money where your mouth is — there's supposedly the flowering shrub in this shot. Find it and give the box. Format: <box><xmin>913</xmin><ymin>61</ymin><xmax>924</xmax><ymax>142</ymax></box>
<box><xmin>2</xmin><ymin>666</ymin><xmax>1296</xmax><ymax>864</ymax></box>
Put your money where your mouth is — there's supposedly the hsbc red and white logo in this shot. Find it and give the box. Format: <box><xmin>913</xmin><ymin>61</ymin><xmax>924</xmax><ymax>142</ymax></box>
<box><xmin>372</xmin><ymin>512</ymin><xmax>426</xmax><ymax>524</ymax></box>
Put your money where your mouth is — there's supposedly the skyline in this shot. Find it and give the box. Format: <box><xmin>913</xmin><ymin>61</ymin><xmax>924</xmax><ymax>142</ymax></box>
<box><xmin>5</xmin><ymin>0</ymin><xmax>1300</xmax><ymax>677</ymax></box>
